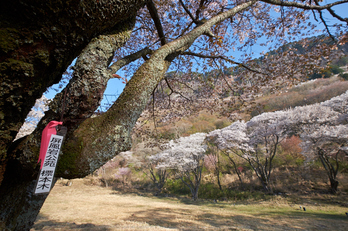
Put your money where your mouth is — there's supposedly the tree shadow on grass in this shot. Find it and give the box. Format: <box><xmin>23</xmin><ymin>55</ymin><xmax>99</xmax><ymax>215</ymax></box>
<box><xmin>125</xmin><ymin>206</ymin><xmax>348</xmax><ymax>231</ymax></box>
<box><xmin>32</xmin><ymin>214</ymin><xmax>112</xmax><ymax>231</ymax></box>
<box><xmin>124</xmin><ymin>206</ymin><xmax>281</xmax><ymax>230</ymax></box>
<box><xmin>283</xmin><ymin>191</ymin><xmax>348</xmax><ymax>208</ymax></box>
<box><xmin>262</xmin><ymin>209</ymin><xmax>348</xmax><ymax>220</ymax></box>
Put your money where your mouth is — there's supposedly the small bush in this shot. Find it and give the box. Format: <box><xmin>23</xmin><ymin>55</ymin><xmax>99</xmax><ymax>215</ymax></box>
<box><xmin>304</xmin><ymin>81</ymin><xmax>348</xmax><ymax>105</ymax></box>
<box><xmin>199</xmin><ymin>182</ymin><xmax>222</xmax><ymax>199</ymax></box>
<box><xmin>114</xmin><ymin>167</ymin><xmax>132</xmax><ymax>185</ymax></box>
<box><xmin>339</xmin><ymin>73</ymin><xmax>348</xmax><ymax>80</ymax></box>
<box><xmin>330</xmin><ymin>65</ymin><xmax>344</xmax><ymax>74</ymax></box>
<box><xmin>214</xmin><ymin>119</ymin><xmax>230</xmax><ymax>129</ymax></box>
<box><xmin>157</xmin><ymin>125</ymin><xmax>177</xmax><ymax>140</ymax></box>
<box><xmin>281</xmin><ymin>136</ymin><xmax>302</xmax><ymax>154</ymax></box>
<box><xmin>334</xmin><ymin>56</ymin><xmax>348</xmax><ymax>66</ymax></box>
<box><xmin>309</xmin><ymin>70</ymin><xmax>331</xmax><ymax>79</ymax></box>
<box><xmin>261</xmin><ymin>92</ymin><xmax>304</xmax><ymax>112</ymax></box>
<box><xmin>189</xmin><ymin>120</ymin><xmax>215</xmax><ymax>134</ymax></box>
<box><xmin>166</xmin><ymin>178</ymin><xmax>191</xmax><ymax>196</ymax></box>
<box><xmin>199</xmin><ymin>182</ymin><xmax>268</xmax><ymax>201</ymax></box>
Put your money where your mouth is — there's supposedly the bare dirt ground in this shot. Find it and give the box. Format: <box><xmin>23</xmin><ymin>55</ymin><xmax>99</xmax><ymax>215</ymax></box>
<box><xmin>32</xmin><ymin>178</ymin><xmax>348</xmax><ymax>231</ymax></box>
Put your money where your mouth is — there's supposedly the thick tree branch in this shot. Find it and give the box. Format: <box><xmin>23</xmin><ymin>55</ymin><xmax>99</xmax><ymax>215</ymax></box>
<box><xmin>176</xmin><ymin>21</ymin><xmax>194</xmax><ymax>40</ymax></box>
<box><xmin>59</xmin><ymin>0</ymin><xmax>257</xmax><ymax>178</ymax></box>
<box><xmin>146</xmin><ymin>0</ymin><xmax>167</xmax><ymax>45</ymax></box>
<box><xmin>0</xmin><ymin>0</ymin><xmax>147</xmax><ymax>166</ymax></box>
<box><xmin>164</xmin><ymin>0</ymin><xmax>256</xmax><ymax>60</ymax></box>
<box><xmin>152</xmin><ymin>85</ymin><xmax>158</xmax><ymax>130</ymax></box>
<box><xmin>9</xmin><ymin>16</ymin><xmax>138</xmax><ymax>182</ymax></box>
<box><xmin>56</xmin><ymin>0</ymin><xmax>257</xmax><ymax>177</ymax></box>
<box><xmin>261</xmin><ymin>0</ymin><xmax>348</xmax><ymax>10</ymax></box>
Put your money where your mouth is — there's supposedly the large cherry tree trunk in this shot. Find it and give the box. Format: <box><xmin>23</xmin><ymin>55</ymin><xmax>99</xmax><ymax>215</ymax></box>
<box><xmin>0</xmin><ymin>1</ymin><xmax>147</xmax><ymax>229</ymax></box>
<box><xmin>0</xmin><ymin>0</ymin><xmax>147</xmax><ymax>184</ymax></box>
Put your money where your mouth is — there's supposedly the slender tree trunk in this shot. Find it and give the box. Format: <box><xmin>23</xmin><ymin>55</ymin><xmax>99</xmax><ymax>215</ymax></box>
<box><xmin>215</xmin><ymin>153</ymin><xmax>222</xmax><ymax>191</ymax></box>
<box><xmin>250</xmin><ymin>160</ymin><xmax>271</xmax><ymax>192</ymax></box>
<box><xmin>193</xmin><ymin>187</ymin><xmax>199</xmax><ymax>201</ymax></box>
<box><xmin>179</xmin><ymin>167</ymin><xmax>202</xmax><ymax>201</ymax></box>
<box><xmin>329</xmin><ymin>178</ymin><xmax>339</xmax><ymax>194</ymax></box>
<box><xmin>216</xmin><ymin>169</ymin><xmax>222</xmax><ymax>191</ymax></box>
<box><xmin>225</xmin><ymin>152</ymin><xmax>244</xmax><ymax>189</ymax></box>
<box><xmin>318</xmin><ymin>149</ymin><xmax>340</xmax><ymax>194</ymax></box>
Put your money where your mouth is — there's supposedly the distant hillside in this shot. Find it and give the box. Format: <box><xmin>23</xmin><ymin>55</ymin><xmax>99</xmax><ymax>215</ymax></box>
<box><xmin>219</xmin><ymin>34</ymin><xmax>348</xmax><ymax>79</ymax></box>
<box><xmin>133</xmin><ymin>75</ymin><xmax>348</xmax><ymax>149</ymax></box>
<box><xmin>132</xmin><ymin>34</ymin><xmax>348</xmax><ymax>145</ymax></box>
<box><xmin>251</xmin><ymin>76</ymin><xmax>348</xmax><ymax>117</ymax></box>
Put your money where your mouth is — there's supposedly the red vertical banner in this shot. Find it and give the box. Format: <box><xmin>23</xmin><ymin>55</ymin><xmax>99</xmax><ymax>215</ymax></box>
<box><xmin>38</xmin><ymin>121</ymin><xmax>63</xmax><ymax>169</ymax></box>
<box><xmin>35</xmin><ymin>134</ymin><xmax>64</xmax><ymax>194</ymax></box>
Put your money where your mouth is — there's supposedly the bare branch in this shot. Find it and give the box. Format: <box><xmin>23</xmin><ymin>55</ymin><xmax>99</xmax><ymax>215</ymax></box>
<box><xmin>182</xmin><ymin>51</ymin><xmax>265</xmax><ymax>74</ymax></box>
<box><xmin>213</xmin><ymin>60</ymin><xmax>236</xmax><ymax>96</ymax></box>
<box><xmin>164</xmin><ymin>77</ymin><xmax>191</xmax><ymax>101</ymax></box>
<box><xmin>195</xmin><ymin>0</ymin><xmax>208</xmax><ymax>20</ymax></box>
<box><xmin>178</xmin><ymin>0</ymin><xmax>213</xmax><ymax>37</ymax></box>
<box><xmin>213</xmin><ymin>60</ymin><xmax>248</xmax><ymax>108</ymax></box>
<box><xmin>179</xmin><ymin>0</ymin><xmax>198</xmax><ymax>23</ymax></box>
<box><xmin>172</xmin><ymin>78</ymin><xmax>194</xmax><ymax>91</ymax></box>
<box><xmin>326</xmin><ymin>5</ymin><xmax>348</xmax><ymax>25</ymax></box>
<box><xmin>311</xmin><ymin>9</ymin><xmax>319</xmax><ymax>22</ymax></box>
<box><xmin>146</xmin><ymin>0</ymin><xmax>167</xmax><ymax>46</ymax></box>
<box><xmin>109</xmin><ymin>47</ymin><xmax>152</xmax><ymax>74</ymax></box>
<box><xmin>314</xmin><ymin>0</ymin><xmax>336</xmax><ymax>41</ymax></box>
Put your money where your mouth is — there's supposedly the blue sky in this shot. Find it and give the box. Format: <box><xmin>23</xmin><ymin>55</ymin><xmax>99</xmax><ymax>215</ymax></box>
<box><xmin>45</xmin><ymin>1</ymin><xmax>348</xmax><ymax>111</ymax></box>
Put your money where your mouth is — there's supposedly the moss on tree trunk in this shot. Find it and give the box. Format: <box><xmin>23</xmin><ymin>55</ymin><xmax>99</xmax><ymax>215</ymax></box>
<box><xmin>0</xmin><ymin>0</ymin><xmax>146</xmax><ymax>184</ymax></box>
<box><xmin>0</xmin><ymin>1</ymin><xmax>147</xmax><ymax>229</ymax></box>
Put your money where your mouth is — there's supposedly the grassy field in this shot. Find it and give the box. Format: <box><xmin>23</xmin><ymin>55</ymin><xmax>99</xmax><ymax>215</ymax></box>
<box><xmin>31</xmin><ymin>178</ymin><xmax>348</xmax><ymax>231</ymax></box>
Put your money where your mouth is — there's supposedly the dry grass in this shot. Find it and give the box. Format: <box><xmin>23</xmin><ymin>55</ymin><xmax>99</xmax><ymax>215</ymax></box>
<box><xmin>256</xmin><ymin>77</ymin><xmax>348</xmax><ymax>113</ymax></box>
<box><xmin>31</xmin><ymin>178</ymin><xmax>348</xmax><ymax>231</ymax></box>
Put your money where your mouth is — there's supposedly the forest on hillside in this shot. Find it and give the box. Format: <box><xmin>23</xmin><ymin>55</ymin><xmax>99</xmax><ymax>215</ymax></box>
<box><xmin>94</xmin><ymin>76</ymin><xmax>348</xmax><ymax>201</ymax></box>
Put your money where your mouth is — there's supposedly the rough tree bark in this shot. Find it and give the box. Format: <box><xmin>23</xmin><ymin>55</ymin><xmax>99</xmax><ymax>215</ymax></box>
<box><xmin>0</xmin><ymin>0</ymin><xmax>256</xmax><ymax>229</ymax></box>
<box><xmin>0</xmin><ymin>0</ymin><xmax>147</xmax><ymax>230</ymax></box>
<box><xmin>0</xmin><ymin>0</ymin><xmax>147</xmax><ymax>183</ymax></box>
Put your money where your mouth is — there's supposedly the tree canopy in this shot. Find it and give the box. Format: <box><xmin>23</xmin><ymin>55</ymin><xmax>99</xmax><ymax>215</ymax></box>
<box><xmin>206</xmin><ymin>90</ymin><xmax>348</xmax><ymax>192</ymax></box>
